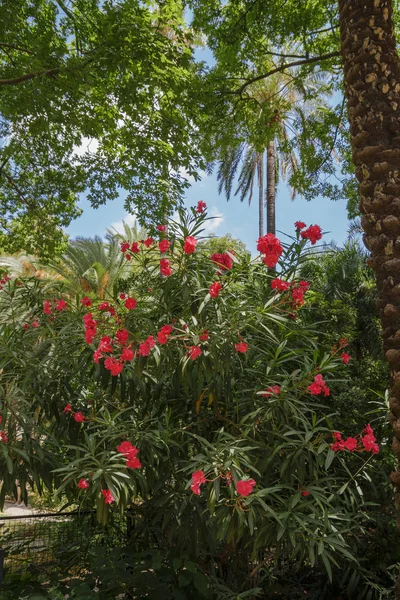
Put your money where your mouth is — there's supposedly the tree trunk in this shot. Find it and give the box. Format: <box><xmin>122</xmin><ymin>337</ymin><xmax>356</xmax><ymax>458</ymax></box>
<box><xmin>258</xmin><ymin>155</ymin><xmax>264</xmax><ymax>237</ymax></box>
<box><xmin>266</xmin><ymin>141</ymin><xmax>276</xmax><ymax>234</ymax></box>
<box><xmin>338</xmin><ymin>1</ymin><xmax>400</xmax><ymax>594</ymax></box>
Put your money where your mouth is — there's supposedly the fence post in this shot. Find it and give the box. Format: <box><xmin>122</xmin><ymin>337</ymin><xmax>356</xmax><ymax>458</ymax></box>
<box><xmin>0</xmin><ymin>547</ymin><xmax>5</xmax><ymax>592</ymax></box>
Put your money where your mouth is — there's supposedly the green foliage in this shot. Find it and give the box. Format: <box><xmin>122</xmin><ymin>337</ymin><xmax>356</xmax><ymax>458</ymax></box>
<box><xmin>0</xmin><ymin>0</ymin><xmax>205</xmax><ymax>257</ymax></box>
<box><xmin>0</xmin><ymin>209</ymin><xmax>392</xmax><ymax>598</ymax></box>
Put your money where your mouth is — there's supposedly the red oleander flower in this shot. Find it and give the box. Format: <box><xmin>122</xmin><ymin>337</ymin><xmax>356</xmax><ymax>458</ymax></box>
<box><xmin>331</xmin><ymin>440</ymin><xmax>346</xmax><ymax>452</ymax></box>
<box><xmin>235</xmin><ymin>342</ymin><xmax>248</xmax><ymax>353</ymax></box>
<box><xmin>23</xmin><ymin>323</ymin><xmax>29</xmax><ymax>329</ymax></box>
<box><xmin>157</xmin><ymin>324</ymin><xmax>173</xmax><ymax>345</ymax></box>
<box><xmin>98</xmin><ymin>302</ymin><xmax>110</xmax><ymax>311</ymax></box>
<box><xmin>190</xmin><ymin>470</ymin><xmax>206</xmax><ymax>495</ymax></box>
<box><xmin>120</xmin><ymin>241</ymin><xmax>130</xmax><ymax>253</ymax></box>
<box><xmin>104</xmin><ymin>357</ymin><xmax>124</xmax><ymax>376</ymax></box>
<box><xmin>32</xmin><ymin>321</ymin><xmax>39</xmax><ymax>328</ymax></box>
<box><xmin>257</xmin><ymin>234</ymin><xmax>283</xmax><ymax>268</ymax></box>
<box><xmin>80</xmin><ymin>296</ymin><xmax>92</xmax><ymax>307</ymax></box>
<box><xmin>271</xmin><ymin>278</ymin><xmax>290</xmax><ymax>292</ymax></box>
<box><xmin>116</xmin><ymin>329</ymin><xmax>129</xmax><ymax>345</ymax></box>
<box><xmin>160</xmin><ymin>258</ymin><xmax>172</xmax><ymax>277</ymax></box>
<box><xmin>125</xmin><ymin>297</ymin><xmax>137</xmax><ymax>310</ymax></box>
<box><xmin>301</xmin><ymin>490</ymin><xmax>309</xmax><ymax>497</ymax></box>
<box><xmin>64</xmin><ymin>404</ymin><xmax>72</xmax><ymax>413</ymax></box>
<box><xmin>189</xmin><ymin>345</ymin><xmax>202</xmax><ymax>360</ymax></box>
<box><xmin>291</xmin><ymin>286</ymin><xmax>305</xmax><ymax>308</ymax></box>
<box><xmin>339</xmin><ymin>337</ymin><xmax>348</xmax><ymax>348</ymax></box>
<box><xmin>301</xmin><ymin>224</ymin><xmax>322</xmax><ymax>245</ymax></box>
<box><xmin>262</xmin><ymin>385</ymin><xmax>281</xmax><ymax>397</ymax></box>
<box><xmin>199</xmin><ymin>330</ymin><xmax>209</xmax><ymax>341</ymax></box>
<box><xmin>183</xmin><ymin>236</ymin><xmax>197</xmax><ymax>254</ymax></box>
<box><xmin>209</xmin><ymin>281</ymin><xmax>222</xmax><ymax>298</ymax></box>
<box><xmin>196</xmin><ymin>200</ymin><xmax>207</xmax><ymax>213</ymax></box>
<box><xmin>344</xmin><ymin>437</ymin><xmax>357</xmax><ymax>451</ymax></box>
<box><xmin>55</xmin><ymin>299</ymin><xmax>67</xmax><ymax>311</ymax></box>
<box><xmin>159</xmin><ymin>239</ymin><xmax>170</xmax><ymax>253</ymax></box>
<box><xmin>93</xmin><ymin>350</ymin><xmax>103</xmax><ymax>363</ymax></box>
<box><xmin>125</xmin><ymin>254</ymin><xmax>131</xmax><ymax>260</ymax></box>
<box><xmin>78</xmin><ymin>478</ymin><xmax>89</xmax><ymax>489</ymax></box>
<box><xmin>236</xmin><ymin>479</ymin><xmax>256</xmax><ymax>497</ymax></box>
<box><xmin>225</xmin><ymin>471</ymin><xmax>232</xmax><ymax>485</ymax></box>
<box><xmin>0</xmin><ymin>431</ymin><xmax>9</xmax><ymax>442</ymax></box>
<box><xmin>74</xmin><ymin>411</ymin><xmax>85</xmax><ymax>423</ymax></box>
<box><xmin>121</xmin><ymin>347</ymin><xmax>134</xmax><ymax>361</ymax></box>
<box><xmin>101</xmin><ymin>489</ymin><xmax>115</xmax><ymax>504</ymax></box>
<box><xmin>295</xmin><ymin>221</ymin><xmax>307</xmax><ymax>230</ymax></box>
<box><xmin>157</xmin><ymin>224</ymin><xmax>167</xmax><ymax>231</ymax></box>
<box><xmin>98</xmin><ymin>336</ymin><xmax>113</xmax><ymax>353</ymax></box>
<box><xmin>362</xmin><ymin>434</ymin><xmax>377</xmax><ymax>451</ymax></box>
<box><xmin>119</xmin><ymin>293</ymin><xmax>126</xmax><ymax>300</ymax></box>
<box><xmin>210</xmin><ymin>252</ymin><xmax>233</xmax><ymax>271</ymax></box>
<box><xmin>364</xmin><ymin>424</ymin><xmax>374</xmax><ymax>436</ymax></box>
<box><xmin>333</xmin><ymin>432</ymin><xmax>342</xmax><ymax>440</ymax></box>
<box><xmin>308</xmin><ymin>374</ymin><xmax>330</xmax><ymax>396</ymax></box>
<box><xmin>341</xmin><ymin>352</ymin><xmax>351</xmax><ymax>364</ymax></box>
<box><xmin>143</xmin><ymin>237</ymin><xmax>154</xmax><ymax>248</ymax></box>
<box><xmin>43</xmin><ymin>300</ymin><xmax>52</xmax><ymax>315</ymax></box>
<box><xmin>117</xmin><ymin>441</ymin><xmax>139</xmax><ymax>456</ymax></box>
<box><xmin>126</xmin><ymin>456</ymin><xmax>142</xmax><ymax>469</ymax></box>
<box><xmin>131</xmin><ymin>242</ymin><xmax>140</xmax><ymax>253</ymax></box>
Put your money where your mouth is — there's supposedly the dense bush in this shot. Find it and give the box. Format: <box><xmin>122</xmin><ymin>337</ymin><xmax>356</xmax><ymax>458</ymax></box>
<box><xmin>0</xmin><ymin>207</ymin><xmax>392</xmax><ymax>598</ymax></box>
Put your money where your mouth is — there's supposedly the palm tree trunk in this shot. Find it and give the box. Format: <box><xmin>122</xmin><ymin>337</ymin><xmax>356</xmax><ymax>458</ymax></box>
<box><xmin>339</xmin><ymin>2</ymin><xmax>400</xmax><ymax>594</ymax></box>
<box><xmin>266</xmin><ymin>141</ymin><xmax>276</xmax><ymax>234</ymax></box>
<box><xmin>258</xmin><ymin>155</ymin><xmax>264</xmax><ymax>237</ymax></box>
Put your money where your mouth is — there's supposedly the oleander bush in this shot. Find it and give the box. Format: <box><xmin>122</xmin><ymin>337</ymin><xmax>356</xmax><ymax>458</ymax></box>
<box><xmin>0</xmin><ymin>205</ymin><xmax>393</xmax><ymax>599</ymax></box>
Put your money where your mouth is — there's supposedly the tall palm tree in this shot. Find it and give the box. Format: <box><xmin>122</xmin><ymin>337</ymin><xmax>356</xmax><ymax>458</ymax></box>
<box><xmin>215</xmin><ymin>62</ymin><xmax>330</xmax><ymax>235</ymax></box>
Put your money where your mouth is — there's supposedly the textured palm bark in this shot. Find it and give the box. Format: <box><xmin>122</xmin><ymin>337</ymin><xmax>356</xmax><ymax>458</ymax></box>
<box><xmin>266</xmin><ymin>141</ymin><xmax>276</xmax><ymax>234</ymax></box>
<box><xmin>258</xmin><ymin>155</ymin><xmax>265</xmax><ymax>237</ymax></box>
<box><xmin>338</xmin><ymin>1</ymin><xmax>400</xmax><ymax>592</ymax></box>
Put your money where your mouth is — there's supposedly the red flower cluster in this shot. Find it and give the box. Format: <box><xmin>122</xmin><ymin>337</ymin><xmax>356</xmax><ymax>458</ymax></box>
<box><xmin>341</xmin><ymin>352</ymin><xmax>351</xmax><ymax>364</ymax></box>
<box><xmin>138</xmin><ymin>335</ymin><xmax>156</xmax><ymax>357</ymax></box>
<box><xmin>210</xmin><ymin>252</ymin><xmax>233</xmax><ymax>271</ymax></box>
<box><xmin>209</xmin><ymin>281</ymin><xmax>222</xmax><ymax>298</ymax></box>
<box><xmin>121</xmin><ymin>240</ymin><xmax>140</xmax><ymax>259</ymax></box>
<box><xmin>80</xmin><ymin>296</ymin><xmax>92</xmax><ymax>307</ymax></box>
<box><xmin>295</xmin><ymin>221</ymin><xmax>307</xmax><ymax>230</ymax></box>
<box><xmin>83</xmin><ymin>313</ymin><xmax>98</xmax><ymax>344</ymax></box>
<box><xmin>0</xmin><ymin>431</ymin><xmax>8</xmax><ymax>443</ymax></box>
<box><xmin>330</xmin><ymin>425</ymin><xmax>379</xmax><ymax>454</ymax></box>
<box><xmin>117</xmin><ymin>441</ymin><xmax>142</xmax><ymax>469</ymax></box>
<box><xmin>262</xmin><ymin>385</ymin><xmax>281</xmax><ymax>397</ymax></box>
<box><xmin>160</xmin><ymin>258</ymin><xmax>172</xmax><ymax>277</ymax></box>
<box><xmin>235</xmin><ymin>342</ymin><xmax>248</xmax><ymax>353</ymax></box>
<box><xmin>157</xmin><ymin>324</ymin><xmax>173</xmax><ymax>344</ymax></box>
<box><xmin>183</xmin><ymin>236</ymin><xmax>197</xmax><ymax>254</ymax></box>
<box><xmin>124</xmin><ymin>297</ymin><xmax>137</xmax><ymax>310</ymax></box>
<box><xmin>196</xmin><ymin>200</ymin><xmax>207</xmax><ymax>213</ymax></box>
<box><xmin>78</xmin><ymin>478</ymin><xmax>89</xmax><ymax>489</ymax></box>
<box><xmin>143</xmin><ymin>237</ymin><xmax>153</xmax><ymax>248</ymax></box>
<box><xmin>157</xmin><ymin>224</ymin><xmax>167</xmax><ymax>232</ymax></box>
<box><xmin>257</xmin><ymin>234</ymin><xmax>283</xmax><ymax>268</ymax></box>
<box><xmin>43</xmin><ymin>298</ymin><xmax>67</xmax><ymax>315</ymax></box>
<box><xmin>189</xmin><ymin>345</ymin><xmax>202</xmax><ymax>360</ymax></box>
<box><xmin>236</xmin><ymin>479</ymin><xmax>256</xmax><ymax>497</ymax></box>
<box><xmin>308</xmin><ymin>374</ymin><xmax>330</xmax><ymax>396</ymax></box>
<box><xmin>290</xmin><ymin>281</ymin><xmax>309</xmax><ymax>308</ymax></box>
<box><xmin>159</xmin><ymin>239</ymin><xmax>170</xmax><ymax>253</ymax></box>
<box><xmin>190</xmin><ymin>470</ymin><xmax>207</xmax><ymax>495</ymax></box>
<box><xmin>101</xmin><ymin>489</ymin><xmax>115</xmax><ymax>504</ymax></box>
<box><xmin>271</xmin><ymin>278</ymin><xmax>290</xmax><ymax>292</ymax></box>
<box><xmin>199</xmin><ymin>330</ymin><xmax>209</xmax><ymax>341</ymax></box>
<box><xmin>301</xmin><ymin>224</ymin><xmax>323</xmax><ymax>245</ymax></box>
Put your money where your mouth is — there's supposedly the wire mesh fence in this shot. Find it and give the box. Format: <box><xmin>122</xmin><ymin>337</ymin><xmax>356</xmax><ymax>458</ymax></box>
<box><xmin>0</xmin><ymin>510</ymin><xmax>127</xmax><ymax>591</ymax></box>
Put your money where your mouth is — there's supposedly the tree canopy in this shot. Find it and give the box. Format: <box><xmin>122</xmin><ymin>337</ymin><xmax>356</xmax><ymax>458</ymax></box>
<box><xmin>0</xmin><ymin>0</ymin><xmax>205</xmax><ymax>256</ymax></box>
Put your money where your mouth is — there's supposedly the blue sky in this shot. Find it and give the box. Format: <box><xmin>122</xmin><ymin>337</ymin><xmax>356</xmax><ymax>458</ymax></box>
<box><xmin>66</xmin><ymin>42</ymin><xmax>351</xmax><ymax>253</ymax></box>
<box><xmin>66</xmin><ymin>172</ymin><xmax>350</xmax><ymax>255</ymax></box>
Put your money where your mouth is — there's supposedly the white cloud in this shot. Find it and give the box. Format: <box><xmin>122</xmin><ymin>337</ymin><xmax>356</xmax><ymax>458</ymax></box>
<box><xmin>202</xmin><ymin>206</ymin><xmax>224</xmax><ymax>233</ymax></box>
<box><xmin>109</xmin><ymin>213</ymin><xmax>137</xmax><ymax>236</ymax></box>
